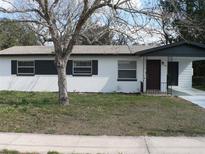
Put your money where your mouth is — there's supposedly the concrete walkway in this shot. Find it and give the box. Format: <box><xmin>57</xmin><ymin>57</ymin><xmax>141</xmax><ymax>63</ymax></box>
<box><xmin>180</xmin><ymin>96</ymin><xmax>205</xmax><ymax>108</ymax></box>
<box><xmin>172</xmin><ymin>88</ymin><xmax>205</xmax><ymax>108</ymax></box>
<box><xmin>0</xmin><ymin>133</ymin><xmax>205</xmax><ymax>154</ymax></box>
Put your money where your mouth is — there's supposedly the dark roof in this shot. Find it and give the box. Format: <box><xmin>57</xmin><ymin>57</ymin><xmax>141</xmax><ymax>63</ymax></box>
<box><xmin>135</xmin><ymin>42</ymin><xmax>205</xmax><ymax>56</ymax></box>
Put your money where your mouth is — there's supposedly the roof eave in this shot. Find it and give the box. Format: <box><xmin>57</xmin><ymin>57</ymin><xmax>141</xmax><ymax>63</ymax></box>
<box><xmin>135</xmin><ymin>41</ymin><xmax>205</xmax><ymax>56</ymax></box>
<box><xmin>0</xmin><ymin>53</ymin><xmax>136</xmax><ymax>57</ymax></box>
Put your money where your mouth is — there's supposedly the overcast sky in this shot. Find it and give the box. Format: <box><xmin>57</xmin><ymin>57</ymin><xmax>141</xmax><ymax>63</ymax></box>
<box><xmin>0</xmin><ymin>0</ymin><xmax>162</xmax><ymax>44</ymax></box>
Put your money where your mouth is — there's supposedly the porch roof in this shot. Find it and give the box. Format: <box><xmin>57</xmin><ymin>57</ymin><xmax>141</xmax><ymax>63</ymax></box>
<box><xmin>136</xmin><ymin>42</ymin><xmax>205</xmax><ymax>57</ymax></box>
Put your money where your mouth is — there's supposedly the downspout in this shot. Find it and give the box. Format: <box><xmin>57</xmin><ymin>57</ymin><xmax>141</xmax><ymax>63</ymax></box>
<box><xmin>167</xmin><ymin>56</ymin><xmax>173</xmax><ymax>96</ymax></box>
<box><xmin>171</xmin><ymin>56</ymin><xmax>173</xmax><ymax>96</ymax></box>
<box><xmin>143</xmin><ymin>56</ymin><xmax>147</xmax><ymax>93</ymax></box>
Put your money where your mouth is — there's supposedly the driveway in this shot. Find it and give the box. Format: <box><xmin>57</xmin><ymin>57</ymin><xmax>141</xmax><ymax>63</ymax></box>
<box><xmin>180</xmin><ymin>96</ymin><xmax>205</xmax><ymax>108</ymax></box>
<box><xmin>0</xmin><ymin>133</ymin><xmax>205</xmax><ymax>154</ymax></box>
<box><xmin>172</xmin><ymin>88</ymin><xmax>205</xmax><ymax>108</ymax></box>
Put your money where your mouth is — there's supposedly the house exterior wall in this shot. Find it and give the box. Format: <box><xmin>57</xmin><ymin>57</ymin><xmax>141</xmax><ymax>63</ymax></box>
<box><xmin>143</xmin><ymin>57</ymin><xmax>194</xmax><ymax>92</ymax></box>
<box><xmin>0</xmin><ymin>56</ymin><xmax>144</xmax><ymax>93</ymax></box>
<box><xmin>0</xmin><ymin>55</ymin><xmax>197</xmax><ymax>93</ymax></box>
<box><xmin>171</xmin><ymin>57</ymin><xmax>193</xmax><ymax>90</ymax></box>
<box><xmin>178</xmin><ymin>60</ymin><xmax>193</xmax><ymax>89</ymax></box>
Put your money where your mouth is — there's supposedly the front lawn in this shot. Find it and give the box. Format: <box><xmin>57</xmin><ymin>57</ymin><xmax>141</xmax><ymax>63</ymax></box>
<box><xmin>0</xmin><ymin>91</ymin><xmax>205</xmax><ymax>136</ymax></box>
<box><xmin>0</xmin><ymin>149</ymin><xmax>58</xmax><ymax>154</ymax></box>
<box><xmin>0</xmin><ymin>150</ymin><xmax>38</xmax><ymax>154</ymax></box>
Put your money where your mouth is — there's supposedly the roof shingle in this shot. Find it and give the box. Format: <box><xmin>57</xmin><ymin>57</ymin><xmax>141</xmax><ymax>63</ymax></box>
<box><xmin>0</xmin><ymin>45</ymin><xmax>154</xmax><ymax>56</ymax></box>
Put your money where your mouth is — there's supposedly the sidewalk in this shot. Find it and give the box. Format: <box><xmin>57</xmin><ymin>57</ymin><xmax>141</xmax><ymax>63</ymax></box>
<box><xmin>0</xmin><ymin>133</ymin><xmax>205</xmax><ymax>154</ymax></box>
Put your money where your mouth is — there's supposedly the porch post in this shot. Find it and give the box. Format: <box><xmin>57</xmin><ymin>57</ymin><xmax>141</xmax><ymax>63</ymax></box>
<box><xmin>167</xmin><ymin>56</ymin><xmax>169</xmax><ymax>95</ymax></box>
<box><xmin>167</xmin><ymin>56</ymin><xmax>173</xmax><ymax>95</ymax></box>
<box><xmin>142</xmin><ymin>56</ymin><xmax>145</xmax><ymax>93</ymax></box>
<box><xmin>142</xmin><ymin>56</ymin><xmax>147</xmax><ymax>93</ymax></box>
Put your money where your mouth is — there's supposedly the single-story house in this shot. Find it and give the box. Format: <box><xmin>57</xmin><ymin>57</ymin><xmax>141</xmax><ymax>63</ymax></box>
<box><xmin>0</xmin><ymin>42</ymin><xmax>205</xmax><ymax>93</ymax></box>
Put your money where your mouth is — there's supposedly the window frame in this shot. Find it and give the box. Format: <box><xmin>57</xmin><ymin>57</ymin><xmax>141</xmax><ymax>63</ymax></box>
<box><xmin>72</xmin><ymin>60</ymin><xmax>92</xmax><ymax>76</ymax></box>
<box><xmin>118</xmin><ymin>60</ymin><xmax>137</xmax><ymax>81</ymax></box>
<box><xmin>17</xmin><ymin>60</ymin><xmax>35</xmax><ymax>76</ymax></box>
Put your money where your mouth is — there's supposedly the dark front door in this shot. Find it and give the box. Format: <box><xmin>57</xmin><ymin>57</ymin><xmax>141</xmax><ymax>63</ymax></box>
<box><xmin>168</xmin><ymin>62</ymin><xmax>179</xmax><ymax>86</ymax></box>
<box><xmin>146</xmin><ymin>60</ymin><xmax>161</xmax><ymax>90</ymax></box>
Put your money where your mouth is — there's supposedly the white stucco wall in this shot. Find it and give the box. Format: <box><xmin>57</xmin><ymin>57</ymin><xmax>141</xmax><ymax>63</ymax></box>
<box><xmin>0</xmin><ymin>56</ymin><xmax>144</xmax><ymax>93</ymax></box>
<box><xmin>0</xmin><ymin>55</ymin><xmax>197</xmax><ymax>93</ymax></box>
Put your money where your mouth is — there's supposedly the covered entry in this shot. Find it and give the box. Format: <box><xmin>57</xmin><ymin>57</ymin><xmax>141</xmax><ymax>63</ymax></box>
<box><xmin>138</xmin><ymin>42</ymin><xmax>205</xmax><ymax>93</ymax></box>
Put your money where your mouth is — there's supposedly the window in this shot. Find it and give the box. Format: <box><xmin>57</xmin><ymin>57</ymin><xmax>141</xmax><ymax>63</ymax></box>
<box><xmin>17</xmin><ymin>61</ymin><xmax>35</xmax><ymax>75</ymax></box>
<box><xmin>73</xmin><ymin>60</ymin><xmax>92</xmax><ymax>76</ymax></box>
<box><xmin>118</xmin><ymin>61</ymin><xmax>137</xmax><ymax>81</ymax></box>
<box><xmin>35</xmin><ymin>60</ymin><xmax>57</xmax><ymax>75</ymax></box>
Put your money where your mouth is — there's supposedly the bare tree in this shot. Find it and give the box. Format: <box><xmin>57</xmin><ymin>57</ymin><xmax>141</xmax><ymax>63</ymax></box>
<box><xmin>0</xmin><ymin>0</ymin><xmax>156</xmax><ymax>105</ymax></box>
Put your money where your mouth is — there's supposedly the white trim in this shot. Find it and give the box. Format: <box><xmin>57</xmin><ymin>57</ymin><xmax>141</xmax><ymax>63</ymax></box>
<box><xmin>72</xmin><ymin>60</ymin><xmax>92</xmax><ymax>76</ymax></box>
<box><xmin>17</xmin><ymin>60</ymin><xmax>35</xmax><ymax>75</ymax></box>
<box><xmin>118</xmin><ymin>69</ymin><xmax>137</xmax><ymax>71</ymax></box>
<box><xmin>118</xmin><ymin>60</ymin><xmax>137</xmax><ymax>80</ymax></box>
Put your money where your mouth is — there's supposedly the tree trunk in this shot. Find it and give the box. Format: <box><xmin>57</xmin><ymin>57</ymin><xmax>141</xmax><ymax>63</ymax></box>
<box><xmin>56</xmin><ymin>57</ymin><xmax>69</xmax><ymax>105</ymax></box>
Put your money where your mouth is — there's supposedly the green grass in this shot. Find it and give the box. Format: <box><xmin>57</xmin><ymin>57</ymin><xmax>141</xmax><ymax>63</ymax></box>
<box><xmin>0</xmin><ymin>150</ymin><xmax>38</xmax><ymax>154</ymax></box>
<box><xmin>0</xmin><ymin>150</ymin><xmax>61</xmax><ymax>154</ymax></box>
<box><xmin>193</xmin><ymin>85</ymin><xmax>205</xmax><ymax>91</ymax></box>
<box><xmin>0</xmin><ymin>91</ymin><xmax>204</xmax><ymax>136</ymax></box>
<box><xmin>0</xmin><ymin>150</ymin><xmax>86</xmax><ymax>154</ymax></box>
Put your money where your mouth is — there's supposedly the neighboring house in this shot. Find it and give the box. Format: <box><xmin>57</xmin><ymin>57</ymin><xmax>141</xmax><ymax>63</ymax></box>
<box><xmin>0</xmin><ymin>42</ymin><xmax>205</xmax><ymax>93</ymax></box>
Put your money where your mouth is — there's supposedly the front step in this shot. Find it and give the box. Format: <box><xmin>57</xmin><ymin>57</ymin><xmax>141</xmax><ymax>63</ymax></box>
<box><xmin>143</xmin><ymin>90</ymin><xmax>170</xmax><ymax>96</ymax></box>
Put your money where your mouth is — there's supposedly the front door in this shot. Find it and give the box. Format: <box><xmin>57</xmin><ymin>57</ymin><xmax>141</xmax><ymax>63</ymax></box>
<box><xmin>168</xmin><ymin>62</ymin><xmax>179</xmax><ymax>86</ymax></box>
<box><xmin>146</xmin><ymin>60</ymin><xmax>161</xmax><ymax>90</ymax></box>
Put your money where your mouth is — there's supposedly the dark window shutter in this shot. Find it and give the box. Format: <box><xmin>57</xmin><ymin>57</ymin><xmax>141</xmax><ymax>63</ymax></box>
<box><xmin>66</xmin><ymin>60</ymin><xmax>73</xmax><ymax>75</ymax></box>
<box><xmin>11</xmin><ymin>60</ymin><xmax>17</xmax><ymax>74</ymax></box>
<box><xmin>35</xmin><ymin>60</ymin><xmax>57</xmax><ymax>75</ymax></box>
<box><xmin>92</xmin><ymin>60</ymin><xmax>98</xmax><ymax>75</ymax></box>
